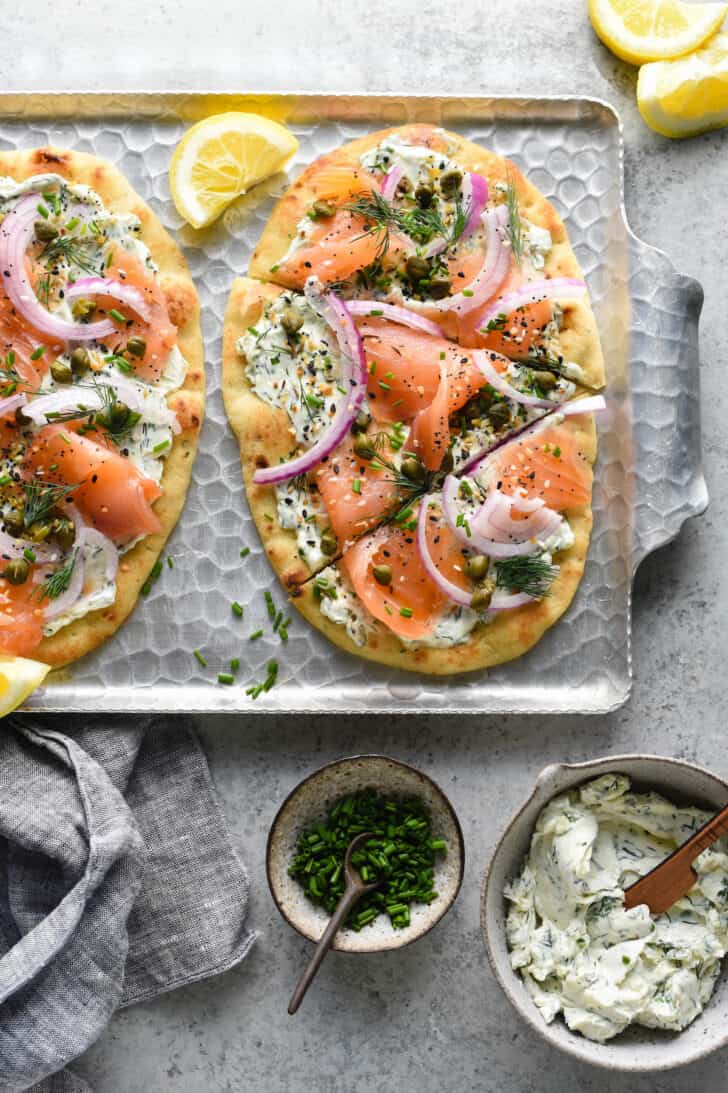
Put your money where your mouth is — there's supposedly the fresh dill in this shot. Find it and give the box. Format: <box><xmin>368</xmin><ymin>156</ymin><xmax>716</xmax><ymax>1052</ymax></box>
<box><xmin>344</xmin><ymin>189</ymin><xmax>470</xmax><ymax>261</ymax></box>
<box><xmin>42</xmin><ymin>381</ymin><xmax>142</xmax><ymax>442</ymax></box>
<box><xmin>36</xmin><ymin>272</ymin><xmax>53</xmax><ymax>308</ymax></box>
<box><xmin>40</xmin><ymin>234</ymin><xmax>100</xmax><ymax>275</ymax></box>
<box><xmin>23</xmin><ymin>480</ymin><xmax>77</xmax><ymax>528</ymax></box>
<box><xmin>495</xmin><ymin>555</ymin><xmax>558</xmax><ymax>599</ymax></box>
<box><xmin>505</xmin><ymin>172</ymin><xmax>524</xmax><ymax>268</ymax></box>
<box><xmin>37</xmin><ymin>550</ymin><xmax>77</xmax><ymax>600</ymax></box>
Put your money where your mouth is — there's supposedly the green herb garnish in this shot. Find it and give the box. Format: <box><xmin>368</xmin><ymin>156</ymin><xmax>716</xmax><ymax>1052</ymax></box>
<box><xmin>37</xmin><ymin>551</ymin><xmax>77</xmax><ymax>600</ymax></box>
<box><xmin>23</xmin><ymin>480</ymin><xmax>77</xmax><ymax>529</ymax></box>
<box><xmin>495</xmin><ymin>554</ymin><xmax>558</xmax><ymax>599</ymax></box>
<box><xmin>505</xmin><ymin>172</ymin><xmax>524</xmax><ymax>267</ymax></box>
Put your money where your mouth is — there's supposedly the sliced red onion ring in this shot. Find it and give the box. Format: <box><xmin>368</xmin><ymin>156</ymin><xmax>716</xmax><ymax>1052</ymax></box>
<box><xmin>65</xmin><ymin>277</ymin><xmax>151</xmax><ymax>323</ymax></box>
<box><xmin>423</xmin><ymin>235</ymin><xmax>447</xmax><ymax>259</ymax></box>
<box><xmin>472</xmin><ymin>349</ymin><xmax>555</xmax><ymax>409</ymax></box>
<box><xmin>252</xmin><ymin>281</ymin><xmax>367</xmax><ymax>486</ymax></box>
<box><xmin>22</xmin><ymin>374</ymin><xmax>179</xmax><ymax>432</ymax></box>
<box><xmin>470</xmin><ymin>487</ymin><xmax>562</xmax><ymax>544</ymax></box>
<box><xmin>558</xmin><ymin>394</ymin><xmax>607</xmax><ymax>417</ymax></box>
<box><xmin>0</xmin><ymin>195</ymin><xmax>116</xmax><ymax>343</ymax></box>
<box><xmin>476</xmin><ymin>277</ymin><xmax>587</xmax><ymax>332</ymax></box>
<box><xmin>380</xmin><ymin>165</ymin><xmax>404</xmax><ymax>201</ymax></box>
<box><xmin>416</xmin><ymin>495</ymin><xmax>472</xmax><ymax>607</ymax></box>
<box><xmin>0</xmin><ymin>393</ymin><xmax>27</xmax><ymax>418</ymax></box>
<box><xmin>461</xmin><ymin>173</ymin><xmax>489</xmax><ymax>240</ymax></box>
<box><xmin>489</xmin><ymin>589</ymin><xmax>535</xmax><ymax>611</ymax></box>
<box><xmin>43</xmin><ymin>548</ymin><xmax>85</xmax><ymax>619</ymax></box>
<box><xmin>441</xmin><ymin>476</ymin><xmax>555</xmax><ymax>558</ymax></box>
<box><xmin>409</xmin><ymin>204</ymin><xmax>510</xmax><ymax>316</ymax></box>
<box><xmin>346</xmin><ymin>300</ymin><xmax>445</xmax><ymax>338</ymax></box>
<box><xmin>79</xmin><ymin>525</ymin><xmax>119</xmax><ymax>582</ymax></box>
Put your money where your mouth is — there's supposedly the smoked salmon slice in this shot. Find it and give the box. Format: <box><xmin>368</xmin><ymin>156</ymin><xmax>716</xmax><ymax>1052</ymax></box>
<box><xmin>486</xmin><ymin>424</ymin><xmax>591</xmax><ymax>511</ymax></box>
<box><xmin>25</xmin><ymin>424</ymin><xmax>162</xmax><ymax>542</ymax></box>
<box><xmin>95</xmin><ymin>251</ymin><xmax>177</xmax><ymax>383</ymax></box>
<box><xmin>314</xmin><ymin>432</ymin><xmax>402</xmax><ymax>546</ymax></box>
<box><xmin>304</xmin><ymin>164</ymin><xmax>381</xmax><ymax>202</ymax></box>
<box><xmin>0</xmin><ymin>573</ymin><xmax>46</xmax><ymax>656</ymax></box>
<box><xmin>275</xmin><ymin>210</ymin><xmax>407</xmax><ymax>289</ymax></box>
<box><xmin>459</xmin><ymin>298</ymin><xmax>553</xmax><ymax>358</ymax></box>
<box><xmin>0</xmin><ymin>272</ymin><xmax>61</xmax><ymax>389</ymax></box>
<box><xmin>342</xmin><ymin>504</ymin><xmax>469</xmax><ymax>640</ymax></box>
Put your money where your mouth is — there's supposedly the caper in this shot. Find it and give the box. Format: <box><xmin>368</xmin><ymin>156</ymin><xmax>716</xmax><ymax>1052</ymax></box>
<box><xmin>353</xmin><ymin>434</ymin><xmax>376</xmax><ymax>460</ymax></box>
<box><xmin>406</xmin><ymin>255</ymin><xmax>430</xmax><ymax>283</ymax></box>
<box><xmin>428</xmin><ymin>275</ymin><xmax>451</xmax><ymax>300</ymax></box>
<box><xmin>107</xmin><ymin>401</ymin><xmax>131</xmax><ymax>429</ymax></box>
<box><xmin>465</xmin><ymin>555</ymin><xmax>490</xmax><ymax>581</ymax></box>
<box><xmin>28</xmin><ymin>521</ymin><xmax>52</xmax><ymax>543</ymax></box>
<box><xmin>311</xmin><ymin>199</ymin><xmax>336</xmax><ymax>219</ymax></box>
<box><xmin>351</xmin><ymin>409</ymin><xmax>371</xmax><ymax>434</ymax></box>
<box><xmin>14</xmin><ymin>405</ymin><xmax>30</xmax><ymax>426</ymax></box>
<box><xmin>401</xmin><ymin>456</ymin><xmax>425</xmax><ymax>482</ymax></box>
<box><xmin>320</xmin><ymin>528</ymin><xmax>338</xmax><ymax>556</ymax></box>
<box><xmin>531</xmin><ymin>369</ymin><xmax>557</xmax><ymax>390</ymax></box>
<box><xmin>34</xmin><ymin>219</ymin><xmax>58</xmax><ymax>242</ymax></box>
<box><xmin>470</xmin><ymin>584</ymin><xmax>494</xmax><ymax>611</ymax></box>
<box><xmin>280</xmin><ymin>305</ymin><xmax>304</xmax><ymax>335</ymax></box>
<box><xmin>439</xmin><ymin>169</ymin><xmax>463</xmax><ymax>196</ymax></box>
<box><xmin>51</xmin><ymin>360</ymin><xmax>73</xmax><ymax>385</ymax></box>
<box><xmin>488</xmin><ymin>402</ymin><xmax>511</xmax><ymax>428</ymax></box>
<box><xmin>2</xmin><ymin>558</ymin><xmax>29</xmax><ymax>585</ymax></box>
<box><xmin>465</xmin><ymin>400</ymin><xmax>482</xmax><ymax>420</ymax></box>
<box><xmin>50</xmin><ymin>516</ymin><xmax>75</xmax><ymax>551</ymax></box>
<box><xmin>440</xmin><ymin>448</ymin><xmax>454</xmax><ymax>474</ymax></box>
<box><xmin>415</xmin><ymin>184</ymin><xmax>434</xmax><ymax>208</ymax></box>
<box><xmin>126</xmin><ymin>335</ymin><xmax>147</xmax><ymax>359</ymax></box>
<box><xmin>70</xmin><ymin>347</ymin><xmax>90</xmax><ymax>375</ymax></box>
<box><xmin>71</xmin><ymin>297</ymin><xmax>96</xmax><ymax>321</ymax></box>
<box><xmin>373</xmin><ymin>564</ymin><xmax>392</xmax><ymax>586</ymax></box>
<box><xmin>2</xmin><ymin>509</ymin><xmax>23</xmax><ymax>537</ymax></box>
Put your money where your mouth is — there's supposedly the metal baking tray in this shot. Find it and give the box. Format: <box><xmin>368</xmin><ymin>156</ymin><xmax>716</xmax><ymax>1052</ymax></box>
<box><xmin>4</xmin><ymin>92</ymin><xmax>705</xmax><ymax>715</ymax></box>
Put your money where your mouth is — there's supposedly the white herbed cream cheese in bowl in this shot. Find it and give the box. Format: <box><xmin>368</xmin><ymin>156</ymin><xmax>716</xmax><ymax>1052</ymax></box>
<box><xmin>481</xmin><ymin>755</ymin><xmax>728</xmax><ymax>1072</ymax></box>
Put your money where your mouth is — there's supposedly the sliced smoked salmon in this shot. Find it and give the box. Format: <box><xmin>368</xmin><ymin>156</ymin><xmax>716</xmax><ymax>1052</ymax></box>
<box><xmin>26</xmin><ymin>424</ymin><xmax>162</xmax><ymax>542</ymax></box>
<box><xmin>96</xmin><ymin>251</ymin><xmax>177</xmax><ymax>383</ymax></box>
<box><xmin>0</xmin><ymin>572</ymin><xmax>46</xmax><ymax>657</ymax></box>
<box><xmin>485</xmin><ymin>424</ymin><xmax>591</xmax><ymax>511</ymax></box>
<box><xmin>314</xmin><ymin>432</ymin><xmax>402</xmax><ymax>546</ymax></box>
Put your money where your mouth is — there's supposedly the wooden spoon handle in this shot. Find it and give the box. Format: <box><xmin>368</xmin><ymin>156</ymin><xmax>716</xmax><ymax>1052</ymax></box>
<box><xmin>682</xmin><ymin>803</ymin><xmax>728</xmax><ymax>859</ymax></box>
<box><xmin>288</xmin><ymin>884</ymin><xmax>363</xmax><ymax>1015</ymax></box>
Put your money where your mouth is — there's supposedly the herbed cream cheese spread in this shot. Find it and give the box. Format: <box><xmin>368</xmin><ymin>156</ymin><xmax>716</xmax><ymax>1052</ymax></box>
<box><xmin>505</xmin><ymin>774</ymin><xmax>728</xmax><ymax>1042</ymax></box>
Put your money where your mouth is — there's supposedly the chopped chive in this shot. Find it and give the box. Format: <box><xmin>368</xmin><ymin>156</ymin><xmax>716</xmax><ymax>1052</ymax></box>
<box><xmin>109</xmin><ymin>308</ymin><xmax>126</xmax><ymax>323</ymax></box>
<box><xmin>250</xmin><ymin>629</ymin><xmax>263</xmax><ymax>641</ymax></box>
<box><xmin>230</xmin><ymin>658</ymin><xmax>240</xmax><ymax>673</ymax></box>
<box><xmin>37</xmin><ymin>203</ymin><xmax>49</xmax><ymax>218</ymax></box>
<box><xmin>153</xmin><ymin>439</ymin><xmax>170</xmax><ymax>454</ymax></box>
<box><xmin>114</xmin><ymin>357</ymin><xmax>132</xmax><ymax>374</ymax></box>
<box><xmin>269</xmin><ymin>264</ymin><xmax>280</xmax><ymax>273</ymax></box>
<box><xmin>462</xmin><ymin>288</ymin><xmax>474</xmax><ymax>297</ymax></box>
<box><xmin>193</xmin><ymin>649</ymin><xmax>207</xmax><ymax>667</ymax></box>
<box><xmin>265</xmin><ymin>590</ymin><xmax>276</xmax><ymax>620</ymax></box>
<box><xmin>240</xmin><ymin>546</ymin><xmax>250</xmax><ymax>558</ymax></box>
<box><xmin>0</xmin><ymin>474</ymin><xmax>12</xmax><ymax>486</ymax></box>
<box><xmin>218</xmin><ymin>672</ymin><xmax>235</xmax><ymax>685</ymax></box>
<box><xmin>439</xmin><ymin>351</ymin><xmax>446</xmax><ymax>360</ymax></box>
<box><xmin>23</xmin><ymin>548</ymin><xmax>36</xmax><ymax>562</ymax></box>
<box><xmin>30</xmin><ymin>346</ymin><xmax>45</xmax><ymax>361</ymax></box>
<box><xmin>399</xmin><ymin>606</ymin><xmax>414</xmax><ymax>618</ymax></box>
<box><xmin>66</xmin><ymin>216</ymin><xmax>79</xmax><ymax>231</ymax></box>
<box><xmin>352</xmin><ymin>478</ymin><xmax>362</xmax><ymax>495</ymax></box>
<box><xmin>247</xmin><ymin>326</ymin><xmax>259</xmax><ymax>336</ymax></box>
<box><xmin>166</xmin><ymin>555</ymin><xmax>174</xmax><ymax>568</ymax></box>
<box><xmin>231</xmin><ymin>601</ymin><xmax>244</xmax><ymax>618</ymax></box>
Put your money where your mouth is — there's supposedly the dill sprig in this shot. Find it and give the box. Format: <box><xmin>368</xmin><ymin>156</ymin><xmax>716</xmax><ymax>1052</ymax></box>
<box><xmin>23</xmin><ymin>480</ymin><xmax>77</xmax><ymax>528</ymax></box>
<box><xmin>40</xmin><ymin>234</ymin><xmax>100</xmax><ymax>275</ymax></box>
<box><xmin>43</xmin><ymin>380</ymin><xmax>142</xmax><ymax>442</ymax></box>
<box><xmin>344</xmin><ymin>190</ymin><xmax>470</xmax><ymax>260</ymax></box>
<box><xmin>505</xmin><ymin>172</ymin><xmax>524</xmax><ymax>268</ymax></box>
<box><xmin>37</xmin><ymin>550</ymin><xmax>78</xmax><ymax>601</ymax></box>
<box><xmin>495</xmin><ymin>555</ymin><xmax>558</xmax><ymax>599</ymax></box>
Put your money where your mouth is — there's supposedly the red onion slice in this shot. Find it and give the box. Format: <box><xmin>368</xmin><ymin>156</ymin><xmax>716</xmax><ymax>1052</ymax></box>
<box><xmin>0</xmin><ymin>393</ymin><xmax>27</xmax><ymax>418</ymax></box>
<box><xmin>416</xmin><ymin>495</ymin><xmax>472</xmax><ymax>607</ymax></box>
<box><xmin>489</xmin><ymin>589</ymin><xmax>535</xmax><ymax>611</ymax></box>
<box><xmin>441</xmin><ymin>475</ymin><xmax>553</xmax><ymax>558</ymax></box>
<box><xmin>380</xmin><ymin>165</ymin><xmax>404</xmax><ymax>201</ymax></box>
<box><xmin>346</xmin><ymin>300</ymin><xmax>445</xmax><ymax>338</ymax></box>
<box><xmin>559</xmin><ymin>394</ymin><xmax>607</xmax><ymax>417</ymax></box>
<box><xmin>472</xmin><ymin>349</ymin><xmax>556</xmax><ymax>409</ymax></box>
<box><xmin>252</xmin><ymin>281</ymin><xmax>367</xmax><ymax>486</ymax></box>
<box><xmin>79</xmin><ymin>526</ymin><xmax>119</xmax><ymax>582</ymax></box>
<box><xmin>409</xmin><ymin>204</ymin><xmax>510</xmax><ymax>316</ymax></box>
<box><xmin>65</xmin><ymin>277</ymin><xmax>152</xmax><ymax>323</ymax></box>
<box><xmin>0</xmin><ymin>195</ymin><xmax>116</xmax><ymax>343</ymax></box>
<box><xmin>24</xmin><ymin>376</ymin><xmax>179</xmax><ymax>432</ymax></box>
<box><xmin>471</xmin><ymin>487</ymin><xmax>562</xmax><ymax>544</ymax></box>
<box><xmin>461</xmin><ymin>173</ymin><xmax>489</xmax><ymax>240</ymax></box>
<box><xmin>476</xmin><ymin>277</ymin><xmax>587</xmax><ymax>332</ymax></box>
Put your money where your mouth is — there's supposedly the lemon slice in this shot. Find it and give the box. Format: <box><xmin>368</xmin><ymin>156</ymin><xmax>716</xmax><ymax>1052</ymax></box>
<box><xmin>589</xmin><ymin>0</ymin><xmax>728</xmax><ymax>64</ymax></box>
<box><xmin>638</xmin><ymin>29</ymin><xmax>728</xmax><ymax>135</ymax></box>
<box><xmin>0</xmin><ymin>655</ymin><xmax>49</xmax><ymax>718</ymax></box>
<box><xmin>169</xmin><ymin>112</ymin><xmax>299</xmax><ymax>229</ymax></box>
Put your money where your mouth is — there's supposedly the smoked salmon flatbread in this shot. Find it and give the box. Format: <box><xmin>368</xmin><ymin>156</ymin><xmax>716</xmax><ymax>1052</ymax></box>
<box><xmin>224</xmin><ymin>124</ymin><xmax>605</xmax><ymax>674</ymax></box>
<box><xmin>0</xmin><ymin>147</ymin><xmax>203</xmax><ymax>667</ymax></box>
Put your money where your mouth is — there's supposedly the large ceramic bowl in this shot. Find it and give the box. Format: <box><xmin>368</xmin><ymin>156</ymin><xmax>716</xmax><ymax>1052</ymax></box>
<box><xmin>267</xmin><ymin>754</ymin><xmax>464</xmax><ymax>953</ymax></box>
<box><xmin>481</xmin><ymin>754</ymin><xmax>728</xmax><ymax>1072</ymax></box>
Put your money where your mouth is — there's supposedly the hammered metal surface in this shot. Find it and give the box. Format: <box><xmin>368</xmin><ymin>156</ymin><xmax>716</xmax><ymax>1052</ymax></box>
<box><xmin>1</xmin><ymin>94</ymin><xmax>704</xmax><ymax>714</ymax></box>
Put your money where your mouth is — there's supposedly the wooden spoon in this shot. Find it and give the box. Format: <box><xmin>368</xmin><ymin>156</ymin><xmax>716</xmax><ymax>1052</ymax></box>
<box><xmin>623</xmin><ymin>801</ymin><xmax>728</xmax><ymax>914</ymax></box>
<box><xmin>288</xmin><ymin>831</ymin><xmax>382</xmax><ymax>1015</ymax></box>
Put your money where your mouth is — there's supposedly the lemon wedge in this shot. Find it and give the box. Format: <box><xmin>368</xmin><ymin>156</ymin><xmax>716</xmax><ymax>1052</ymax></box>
<box><xmin>169</xmin><ymin>112</ymin><xmax>299</xmax><ymax>229</ymax></box>
<box><xmin>589</xmin><ymin>0</ymin><xmax>728</xmax><ymax>64</ymax></box>
<box><xmin>0</xmin><ymin>655</ymin><xmax>49</xmax><ymax>718</ymax></box>
<box><xmin>638</xmin><ymin>28</ymin><xmax>728</xmax><ymax>135</ymax></box>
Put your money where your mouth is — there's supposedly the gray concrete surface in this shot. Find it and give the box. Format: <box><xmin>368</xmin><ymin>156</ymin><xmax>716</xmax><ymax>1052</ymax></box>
<box><xmin>8</xmin><ymin>0</ymin><xmax>728</xmax><ymax>1088</ymax></box>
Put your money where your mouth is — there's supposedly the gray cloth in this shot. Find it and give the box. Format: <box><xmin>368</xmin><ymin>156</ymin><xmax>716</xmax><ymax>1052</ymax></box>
<box><xmin>0</xmin><ymin>717</ymin><xmax>255</xmax><ymax>1093</ymax></box>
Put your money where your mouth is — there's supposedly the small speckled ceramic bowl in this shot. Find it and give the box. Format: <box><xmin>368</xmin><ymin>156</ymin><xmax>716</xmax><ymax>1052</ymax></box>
<box><xmin>481</xmin><ymin>754</ymin><xmax>728</xmax><ymax>1072</ymax></box>
<box><xmin>267</xmin><ymin>754</ymin><xmax>464</xmax><ymax>953</ymax></box>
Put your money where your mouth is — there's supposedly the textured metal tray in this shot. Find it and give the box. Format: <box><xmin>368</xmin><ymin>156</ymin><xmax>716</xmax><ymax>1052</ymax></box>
<box><xmin>4</xmin><ymin>92</ymin><xmax>705</xmax><ymax>715</ymax></box>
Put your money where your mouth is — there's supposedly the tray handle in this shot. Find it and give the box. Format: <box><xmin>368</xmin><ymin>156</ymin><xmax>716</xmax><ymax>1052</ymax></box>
<box><xmin>627</xmin><ymin>231</ymin><xmax>708</xmax><ymax>574</ymax></box>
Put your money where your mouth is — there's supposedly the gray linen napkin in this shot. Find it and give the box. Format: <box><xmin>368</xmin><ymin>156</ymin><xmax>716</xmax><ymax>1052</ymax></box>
<box><xmin>0</xmin><ymin>716</ymin><xmax>255</xmax><ymax>1093</ymax></box>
